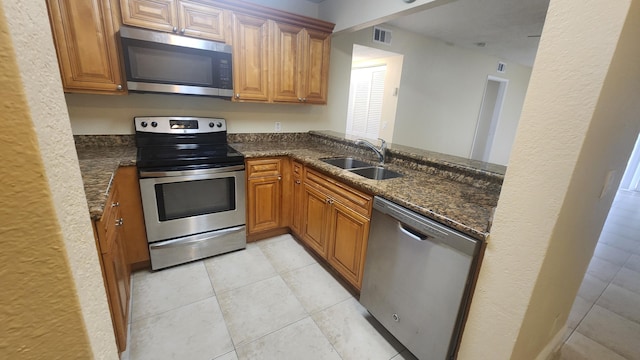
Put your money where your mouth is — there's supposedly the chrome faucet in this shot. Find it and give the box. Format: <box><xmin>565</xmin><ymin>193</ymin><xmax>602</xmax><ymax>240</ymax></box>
<box><xmin>356</xmin><ymin>138</ymin><xmax>387</xmax><ymax>164</ymax></box>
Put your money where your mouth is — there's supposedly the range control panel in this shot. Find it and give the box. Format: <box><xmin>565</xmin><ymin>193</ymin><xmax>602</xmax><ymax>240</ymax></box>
<box><xmin>134</xmin><ymin>117</ymin><xmax>226</xmax><ymax>134</ymax></box>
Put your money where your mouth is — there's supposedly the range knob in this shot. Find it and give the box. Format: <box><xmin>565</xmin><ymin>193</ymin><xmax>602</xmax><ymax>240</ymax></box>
<box><xmin>140</xmin><ymin>121</ymin><xmax>148</xmax><ymax>128</ymax></box>
<box><xmin>216</xmin><ymin>122</ymin><xmax>223</xmax><ymax>128</ymax></box>
<box><xmin>151</xmin><ymin>121</ymin><xmax>158</xmax><ymax>127</ymax></box>
<box><xmin>209</xmin><ymin>122</ymin><xmax>215</xmax><ymax>128</ymax></box>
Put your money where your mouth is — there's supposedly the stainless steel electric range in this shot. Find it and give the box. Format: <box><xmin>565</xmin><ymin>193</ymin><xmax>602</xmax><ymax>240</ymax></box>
<box><xmin>135</xmin><ymin>116</ymin><xmax>246</xmax><ymax>270</ymax></box>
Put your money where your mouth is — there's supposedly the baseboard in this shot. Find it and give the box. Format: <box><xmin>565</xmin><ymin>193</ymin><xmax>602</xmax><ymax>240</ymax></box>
<box><xmin>535</xmin><ymin>325</ymin><xmax>568</xmax><ymax>360</ymax></box>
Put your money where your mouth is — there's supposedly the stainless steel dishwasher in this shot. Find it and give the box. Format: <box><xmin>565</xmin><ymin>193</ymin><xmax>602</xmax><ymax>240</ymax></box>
<box><xmin>360</xmin><ymin>197</ymin><xmax>481</xmax><ymax>360</ymax></box>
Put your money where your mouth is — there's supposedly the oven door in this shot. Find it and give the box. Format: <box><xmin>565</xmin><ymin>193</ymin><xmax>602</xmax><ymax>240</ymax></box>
<box><xmin>139</xmin><ymin>166</ymin><xmax>246</xmax><ymax>243</ymax></box>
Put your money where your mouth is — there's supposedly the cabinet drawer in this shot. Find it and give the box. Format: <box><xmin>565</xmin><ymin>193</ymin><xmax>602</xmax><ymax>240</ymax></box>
<box><xmin>304</xmin><ymin>168</ymin><xmax>372</xmax><ymax>218</ymax></box>
<box><xmin>100</xmin><ymin>185</ymin><xmax>121</xmax><ymax>253</ymax></box>
<box><xmin>247</xmin><ymin>158</ymin><xmax>282</xmax><ymax>178</ymax></box>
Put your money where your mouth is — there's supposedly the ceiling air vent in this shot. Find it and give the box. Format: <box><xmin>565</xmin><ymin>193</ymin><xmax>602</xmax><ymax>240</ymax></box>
<box><xmin>373</xmin><ymin>27</ymin><xmax>392</xmax><ymax>45</ymax></box>
<box><xmin>497</xmin><ymin>61</ymin><xmax>506</xmax><ymax>74</ymax></box>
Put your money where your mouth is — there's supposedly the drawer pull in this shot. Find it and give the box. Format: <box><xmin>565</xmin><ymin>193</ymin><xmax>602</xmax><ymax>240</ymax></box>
<box><xmin>111</xmin><ymin>202</ymin><xmax>120</xmax><ymax>207</ymax></box>
<box><xmin>295</xmin><ymin>180</ymin><xmax>301</xmax><ymax>184</ymax></box>
<box><xmin>115</xmin><ymin>218</ymin><xmax>124</xmax><ymax>227</ymax></box>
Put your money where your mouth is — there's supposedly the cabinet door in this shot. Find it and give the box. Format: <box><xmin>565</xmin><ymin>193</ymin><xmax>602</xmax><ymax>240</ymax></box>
<box><xmin>300</xmin><ymin>29</ymin><xmax>331</xmax><ymax>104</ymax></box>
<box><xmin>114</xmin><ymin>166</ymin><xmax>149</xmax><ymax>266</ymax></box>
<box><xmin>290</xmin><ymin>163</ymin><xmax>304</xmax><ymax>236</ymax></box>
<box><xmin>326</xmin><ymin>201</ymin><xmax>370</xmax><ymax>289</ymax></box>
<box><xmin>247</xmin><ymin>176</ymin><xmax>281</xmax><ymax>234</ymax></box>
<box><xmin>232</xmin><ymin>13</ymin><xmax>269</xmax><ymax>102</ymax></box>
<box><xmin>120</xmin><ymin>0</ymin><xmax>178</xmax><ymax>32</ymax></box>
<box><xmin>271</xmin><ymin>21</ymin><xmax>303</xmax><ymax>103</ymax></box>
<box><xmin>47</xmin><ymin>0</ymin><xmax>126</xmax><ymax>94</ymax></box>
<box><xmin>301</xmin><ymin>184</ymin><xmax>330</xmax><ymax>257</ymax></box>
<box><xmin>102</xmin><ymin>227</ymin><xmax>130</xmax><ymax>352</ymax></box>
<box><xmin>178</xmin><ymin>0</ymin><xmax>226</xmax><ymax>42</ymax></box>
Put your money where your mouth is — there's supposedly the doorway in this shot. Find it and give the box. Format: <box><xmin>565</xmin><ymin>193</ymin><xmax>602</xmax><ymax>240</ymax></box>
<box><xmin>470</xmin><ymin>76</ymin><xmax>509</xmax><ymax>162</ymax></box>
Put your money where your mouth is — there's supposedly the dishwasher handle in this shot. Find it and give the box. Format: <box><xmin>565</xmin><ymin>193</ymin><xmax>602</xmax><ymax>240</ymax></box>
<box><xmin>398</xmin><ymin>223</ymin><xmax>429</xmax><ymax>241</ymax></box>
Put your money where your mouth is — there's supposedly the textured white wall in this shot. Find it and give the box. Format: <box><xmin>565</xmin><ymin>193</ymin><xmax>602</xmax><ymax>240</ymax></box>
<box><xmin>458</xmin><ymin>0</ymin><xmax>640</xmax><ymax>359</ymax></box>
<box><xmin>325</xmin><ymin>25</ymin><xmax>532</xmax><ymax>165</ymax></box>
<box><xmin>4</xmin><ymin>1</ymin><xmax>118</xmax><ymax>358</ymax></box>
<box><xmin>67</xmin><ymin>93</ymin><xmax>331</xmax><ymax>134</ymax></box>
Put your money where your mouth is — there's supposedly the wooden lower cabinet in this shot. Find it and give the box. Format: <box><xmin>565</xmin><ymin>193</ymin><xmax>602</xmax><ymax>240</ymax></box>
<box><xmin>115</xmin><ymin>166</ymin><xmax>150</xmax><ymax>267</ymax></box>
<box><xmin>246</xmin><ymin>158</ymin><xmax>289</xmax><ymax>239</ymax></box>
<box><xmin>94</xmin><ymin>175</ymin><xmax>130</xmax><ymax>352</ymax></box>
<box><xmin>247</xmin><ymin>176</ymin><xmax>282</xmax><ymax>234</ymax></box>
<box><xmin>326</xmin><ymin>201</ymin><xmax>370</xmax><ymax>289</ymax></box>
<box><xmin>298</xmin><ymin>167</ymin><xmax>373</xmax><ymax>290</ymax></box>
<box><xmin>300</xmin><ymin>184</ymin><xmax>330</xmax><ymax>257</ymax></box>
<box><xmin>289</xmin><ymin>161</ymin><xmax>304</xmax><ymax>235</ymax></box>
<box><xmin>93</xmin><ymin>166</ymin><xmax>149</xmax><ymax>352</ymax></box>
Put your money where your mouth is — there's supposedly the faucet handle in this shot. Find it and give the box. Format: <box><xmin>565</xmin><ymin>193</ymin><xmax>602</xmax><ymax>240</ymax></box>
<box><xmin>378</xmin><ymin>138</ymin><xmax>387</xmax><ymax>149</ymax></box>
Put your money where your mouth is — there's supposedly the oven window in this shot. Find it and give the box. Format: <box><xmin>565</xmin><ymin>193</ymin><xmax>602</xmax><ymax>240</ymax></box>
<box><xmin>155</xmin><ymin>178</ymin><xmax>235</xmax><ymax>221</ymax></box>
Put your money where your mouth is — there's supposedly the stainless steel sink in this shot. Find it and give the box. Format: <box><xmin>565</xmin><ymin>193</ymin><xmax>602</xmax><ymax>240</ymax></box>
<box><xmin>321</xmin><ymin>157</ymin><xmax>374</xmax><ymax>169</ymax></box>
<box><xmin>349</xmin><ymin>166</ymin><xmax>402</xmax><ymax>180</ymax></box>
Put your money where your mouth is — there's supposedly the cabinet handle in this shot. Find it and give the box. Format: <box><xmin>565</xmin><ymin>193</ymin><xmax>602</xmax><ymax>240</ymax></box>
<box><xmin>303</xmin><ymin>98</ymin><xmax>307</xmax><ymax>102</ymax></box>
<box><xmin>116</xmin><ymin>84</ymin><xmax>123</xmax><ymax>91</ymax></box>
<box><xmin>180</xmin><ymin>28</ymin><xmax>186</xmax><ymax>34</ymax></box>
<box><xmin>326</xmin><ymin>198</ymin><xmax>334</xmax><ymax>205</ymax></box>
<box><xmin>115</xmin><ymin>218</ymin><xmax>124</xmax><ymax>227</ymax></box>
<box><xmin>298</xmin><ymin>97</ymin><xmax>303</xmax><ymax>102</ymax></box>
<box><xmin>235</xmin><ymin>93</ymin><xmax>240</xmax><ymax>99</ymax></box>
<box><xmin>172</xmin><ymin>26</ymin><xmax>178</xmax><ymax>32</ymax></box>
<box><xmin>111</xmin><ymin>202</ymin><xmax>120</xmax><ymax>207</ymax></box>
<box><xmin>278</xmin><ymin>176</ymin><xmax>282</xmax><ymax>181</ymax></box>
<box><xmin>295</xmin><ymin>180</ymin><xmax>301</xmax><ymax>184</ymax></box>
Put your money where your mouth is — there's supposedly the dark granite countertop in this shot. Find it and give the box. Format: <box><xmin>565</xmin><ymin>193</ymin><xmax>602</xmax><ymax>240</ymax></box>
<box><xmin>75</xmin><ymin>141</ymin><xmax>137</xmax><ymax>220</ymax></box>
<box><xmin>75</xmin><ymin>133</ymin><xmax>501</xmax><ymax>240</ymax></box>
<box><xmin>231</xmin><ymin>139</ymin><xmax>500</xmax><ymax>241</ymax></box>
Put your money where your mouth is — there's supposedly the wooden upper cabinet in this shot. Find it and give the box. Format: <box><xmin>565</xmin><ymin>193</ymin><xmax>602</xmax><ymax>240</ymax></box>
<box><xmin>47</xmin><ymin>0</ymin><xmax>126</xmax><ymax>94</ymax></box>
<box><xmin>120</xmin><ymin>0</ymin><xmax>177</xmax><ymax>32</ymax></box>
<box><xmin>271</xmin><ymin>23</ymin><xmax>330</xmax><ymax>104</ymax></box>
<box><xmin>271</xmin><ymin>21</ymin><xmax>303</xmax><ymax>103</ymax></box>
<box><xmin>120</xmin><ymin>0</ymin><xmax>227</xmax><ymax>41</ymax></box>
<box><xmin>178</xmin><ymin>0</ymin><xmax>227</xmax><ymax>42</ymax></box>
<box><xmin>232</xmin><ymin>13</ymin><xmax>269</xmax><ymax>102</ymax></box>
<box><xmin>300</xmin><ymin>29</ymin><xmax>331</xmax><ymax>104</ymax></box>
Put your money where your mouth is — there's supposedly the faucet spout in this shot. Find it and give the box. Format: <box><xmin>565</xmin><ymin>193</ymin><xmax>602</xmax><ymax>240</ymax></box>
<box><xmin>356</xmin><ymin>138</ymin><xmax>387</xmax><ymax>164</ymax></box>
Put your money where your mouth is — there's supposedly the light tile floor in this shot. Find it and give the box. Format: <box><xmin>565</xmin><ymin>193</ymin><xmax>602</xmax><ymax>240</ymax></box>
<box><xmin>558</xmin><ymin>190</ymin><xmax>640</xmax><ymax>360</ymax></box>
<box><xmin>121</xmin><ymin>234</ymin><xmax>416</xmax><ymax>360</ymax></box>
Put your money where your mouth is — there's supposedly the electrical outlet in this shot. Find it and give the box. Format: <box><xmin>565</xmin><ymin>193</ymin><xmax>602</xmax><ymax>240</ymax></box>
<box><xmin>275</xmin><ymin>122</ymin><xmax>281</xmax><ymax>132</ymax></box>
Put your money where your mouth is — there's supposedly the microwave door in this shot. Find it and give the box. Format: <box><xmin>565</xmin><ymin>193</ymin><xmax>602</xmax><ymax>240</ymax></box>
<box><xmin>120</xmin><ymin>26</ymin><xmax>232</xmax><ymax>98</ymax></box>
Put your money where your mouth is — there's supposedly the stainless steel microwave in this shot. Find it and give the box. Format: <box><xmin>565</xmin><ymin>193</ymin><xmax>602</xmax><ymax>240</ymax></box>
<box><xmin>119</xmin><ymin>26</ymin><xmax>233</xmax><ymax>98</ymax></box>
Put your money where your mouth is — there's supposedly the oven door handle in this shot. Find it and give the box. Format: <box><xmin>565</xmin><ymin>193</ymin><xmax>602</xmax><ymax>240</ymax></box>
<box><xmin>139</xmin><ymin>165</ymin><xmax>245</xmax><ymax>178</ymax></box>
<box><xmin>149</xmin><ymin>225</ymin><xmax>246</xmax><ymax>249</ymax></box>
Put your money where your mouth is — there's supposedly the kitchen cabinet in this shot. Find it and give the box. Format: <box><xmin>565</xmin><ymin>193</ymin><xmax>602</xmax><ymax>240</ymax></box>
<box><xmin>298</xmin><ymin>28</ymin><xmax>331</xmax><ymax>104</ymax></box>
<box><xmin>246</xmin><ymin>158</ymin><xmax>284</xmax><ymax>237</ymax></box>
<box><xmin>289</xmin><ymin>161</ymin><xmax>304</xmax><ymax>236</ymax></box>
<box><xmin>232</xmin><ymin>13</ymin><xmax>270</xmax><ymax>102</ymax></box>
<box><xmin>93</xmin><ymin>175</ymin><xmax>130</xmax><ymax>352</ymax></box>
<box><xmin>92</xmin><ymin>166</ymin><xmax>149</xmax><ymax>353</ymax></box>
<box><xmin>114</xmin><ymin>166</ymin><xmax>150</xmax><ymax>268</ymax></box>
<box><xmin>301</xmin><ymin>168</ymin><xmax>373</xmax><ymax>289</ymax></box>
<box><xmin>271</xmin><ymin>23</ymin><xmax>331</xmax><ymax>104</ymax></box>
<box><xmin>46</xmin><ymin>0</ymin><xmax>126</xmax><ymax>94</ymax></box>
<box><xmin>120</xmin><ymin>0</ymin><xmax>228</xmax><ymax>42</ymax></box>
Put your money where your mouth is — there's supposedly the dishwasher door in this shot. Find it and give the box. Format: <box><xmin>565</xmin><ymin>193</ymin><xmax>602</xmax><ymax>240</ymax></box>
<box><xmin>360</xmin><ymin>197</ymin><xmax>480</xmax><ymax>360</ymax></box>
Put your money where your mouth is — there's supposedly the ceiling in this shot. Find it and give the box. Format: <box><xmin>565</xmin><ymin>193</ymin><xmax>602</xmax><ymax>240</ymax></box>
<box><xmin>305</xmin><ymin>0</ymin><xmax>550</xmax><ymax>67</ymax></box>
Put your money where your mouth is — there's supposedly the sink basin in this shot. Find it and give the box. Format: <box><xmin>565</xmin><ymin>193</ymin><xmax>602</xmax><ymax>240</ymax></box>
<box><xmin>349</xmin><ymin>166</ymin><xmax>402</xmax><ymax>180</ymax></box>
<box><xmin>321</xmin><ymin>157</ymin><xmax>374</xmax><ymax>169</ymax></box>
